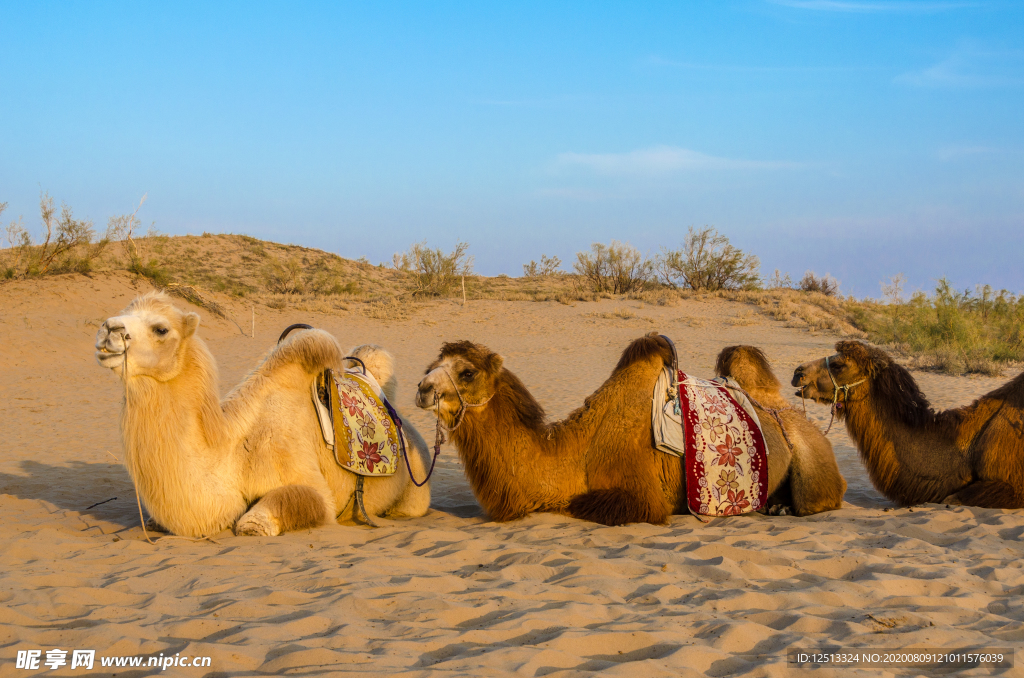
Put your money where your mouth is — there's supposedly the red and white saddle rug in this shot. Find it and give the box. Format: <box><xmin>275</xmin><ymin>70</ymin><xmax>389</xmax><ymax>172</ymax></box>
<box><xmin>652</xmin><ymin>368</ymin><xmax>769</xmax><ymax>517</ymax></box>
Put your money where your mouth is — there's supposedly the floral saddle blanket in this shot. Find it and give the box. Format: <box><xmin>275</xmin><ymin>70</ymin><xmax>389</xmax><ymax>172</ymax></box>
<box><xmin>310</xmin><ymin>366</ymin><xmax>405</xmax><ymax>477</ymax></box>
<box><xmin>652</xmin><ymin>367</ymin><xmax>768</xmax><ymax>516</ymax></box>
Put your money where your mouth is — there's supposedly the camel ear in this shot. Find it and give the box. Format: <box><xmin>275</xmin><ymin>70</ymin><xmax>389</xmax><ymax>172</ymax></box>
<box><xmin>836</xmin><ymin>340</ymin><xmax>877</xmax><ymax>375</ymax></box>
<box><xmin>182</xmin><ymin>312</ymin><xmax>200</xmax><ymax>337</ymax></box>
<box><xmin>488</xmin><ymin>353</ymin><xmax>504</xmax><ymax>373</ymax></box>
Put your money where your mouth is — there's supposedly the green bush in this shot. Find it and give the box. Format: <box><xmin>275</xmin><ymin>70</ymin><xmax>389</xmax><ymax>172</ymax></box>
<box><xmin>523</xmin><ymin>254</ymin><xmax>563</xmax><ymax>277</ymax></box>
<box><xmin>800</xmin><ymin>271</ymin><xmax>839</xmax><ymax>296</ymax></box>
<box><xmin>853</xmin><ymin>276</ymin><xmax>1024</xmax><ymax>374</ymax></box>
<box><xmin>658</xmin><ymin>226</ymin><xmax>760</xmax><ymax>291</ymax></box>
<box><xmin>394</xmin><ymin>241</ymin><xmax>473</xmax><ymax>296</ymax></box>
<box><xmin>573</xmin><ymin>241</ymin><xmax>653</xmax><ymax>293</ymax></box>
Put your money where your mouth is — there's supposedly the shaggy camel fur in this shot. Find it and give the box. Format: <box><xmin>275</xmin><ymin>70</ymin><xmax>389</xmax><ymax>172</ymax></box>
<box><xmin>715</xmin><ymin>346</ymin><xmax>846</xmax><ymax>515</ymax></box>
<box><xmin>95</xmin><ymin>292</ymin><xmax>431</xmax><ymax>538</ymax></box>
<box><xmin>415</xmin><ymin>334</ymin><xmax>844</xmax><ymax>526</ymax></box>
<box><xmin>793</xmin><ymin>340</ymin><xmax>1024</xmax><ymax>508</ymax></box>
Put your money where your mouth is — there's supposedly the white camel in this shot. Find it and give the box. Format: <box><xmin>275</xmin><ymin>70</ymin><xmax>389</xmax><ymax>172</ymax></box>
<box><xmin>94</xmin><ymin>292</ymin><xmax>431</xmax><ymax>538</ymax></box>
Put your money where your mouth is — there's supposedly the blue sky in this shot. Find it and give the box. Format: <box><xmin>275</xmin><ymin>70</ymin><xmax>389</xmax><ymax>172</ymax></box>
<box><xmin>1</xmin><ymin>1</ymin><xmax>1022</xmax><ymax>297</ymax></box>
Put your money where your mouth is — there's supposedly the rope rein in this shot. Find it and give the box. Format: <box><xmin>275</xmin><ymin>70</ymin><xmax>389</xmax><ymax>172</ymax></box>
<box><xmin>120</xmin><ymin>345</ymin><xmax>156</xmax><ymax>545</ymax></box>
<box><xmin>432</xmin><ymin>366</ymin><xmax>494</xmax><ymax>434</ymax></box>
<box><xmin>823</xmin><ymin>355</ymin><xmax>866</xmax><ymax>434</ymax></box>
<box><xmin>423</xmin><ymin>365</ymin><xmax>494</xmax><ymax>485</ymax></box>
<box><xmin>738</xmin><ymin>390</ymin><xmax>798</xmax><ymax>453</ymax></box>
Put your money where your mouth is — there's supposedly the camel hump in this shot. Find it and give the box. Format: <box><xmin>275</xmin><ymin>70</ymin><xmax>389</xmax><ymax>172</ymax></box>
<box><xmin>613</xmin><ymin>333</ymin><xmax>674</xmax><ymax>375</ymax></box>
<box><xmin>715</xmin><ymin>345</ymin><xmax>786</xmax><ymax>406</ymax></box>
<box><xmin>347</xmin><ymin>344</ymin><xmax>398</xmax><ymax>403</ymax></box>
<box><xmin>269</xmin><ymin>327</ymin><xmax>344</xmax><ymax>377</ymax></box>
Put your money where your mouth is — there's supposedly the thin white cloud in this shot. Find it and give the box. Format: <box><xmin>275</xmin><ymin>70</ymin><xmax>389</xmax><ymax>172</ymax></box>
<box><xmin>770</xmin><ymin>0</ymin><xmax>979</xmax><ymax>12</ymax></box>
<box><xmin>646</xmin><ymin>55</ymin><xmax>869</xmax><ymax>73</ymax></box>
<box><xmin>935</xmin><ymin>145</ymin><xmax>1000</xmax><ymax>160</ymax></box>
<box><xmin>895</xmin><ymin>44</ymin><xmax>1024</xmax><ymax>88</ymax></box>
<box><xmin>555</xmin><ymin>146</ymin><xmax>801</xmax><ymax>175</ymax></box>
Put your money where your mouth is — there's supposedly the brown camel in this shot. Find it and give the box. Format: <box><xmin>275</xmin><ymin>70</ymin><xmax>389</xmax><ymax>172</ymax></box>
<box><xmin>792</xmin><ymin>340</ymin><xmax>1024</xmax><ymax>508</ymax></box>
<box><xmin>414</xmin><ymin>334</ymin><xmax>845</xmax><ymax>525</ymax></box>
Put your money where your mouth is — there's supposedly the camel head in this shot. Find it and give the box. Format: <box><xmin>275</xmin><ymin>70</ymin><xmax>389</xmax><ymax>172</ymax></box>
<box><xmin>95</xmin><ymin>292</ymin><xmax>200</xmax><ymax>380</ymax></box>
<box><xmin>791</xmin><ymin>340</ymin><xmax>884</xmax><ymax>405</ymax></box>
<box><xmin>416</xmin><ymin>340</ymin><xmax>504</xmax><ymax>427</ymax></box>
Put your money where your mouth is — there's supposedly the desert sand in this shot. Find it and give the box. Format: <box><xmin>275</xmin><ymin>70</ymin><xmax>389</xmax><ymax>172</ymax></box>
<box><xmin>2</xmin><ymin>273</ymin><xmax>1022</xmax><ymax>676</ymax></box>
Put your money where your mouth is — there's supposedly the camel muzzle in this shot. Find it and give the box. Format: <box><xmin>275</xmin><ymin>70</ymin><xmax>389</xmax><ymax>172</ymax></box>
<box><xmin>95</xmin><ymin>320</ymin><xmax>131</xmax><ymax>365</ymax></box>
<box><xmin>415</xmin><ymin>382</ymin><xmax>435</xmax><ymax>409</ymax></box>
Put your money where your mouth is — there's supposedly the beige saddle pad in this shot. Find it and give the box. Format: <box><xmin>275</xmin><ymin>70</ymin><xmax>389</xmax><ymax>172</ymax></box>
<box><xmin>311</xmin><ymin>367</ymin><xmax>401</xmax><ymax>477</ymax></box>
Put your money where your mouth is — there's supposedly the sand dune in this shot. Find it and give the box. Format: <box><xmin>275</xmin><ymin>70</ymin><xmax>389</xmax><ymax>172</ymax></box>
<box><xmin>1</xmin><ymin>273</ymin><xmax>1021</xmax><ymax>676</ymax></box>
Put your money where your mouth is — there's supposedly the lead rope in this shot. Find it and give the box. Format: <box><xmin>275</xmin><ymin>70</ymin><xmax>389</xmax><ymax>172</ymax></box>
<box><xmin>423</xmin><ymin>367</ymin><xmax>493</xmax><ymax>485</ymax></box>
<box><xmin>121</xmin><ymin>346</ymin><xmax>218</xmax><ymax>544</ymax></box>
<box><xmin>121</xmin><ymin>347</ymin><xmax>156</xmax><ymax>546</ymax></box>
<box><xmin>430</xmin><ymin>367</ymin><xmax>493</xmax><ymax>437</ymax></box>
<box><xmin>339</xmin><ymin>355</ymin><xmax>440</xmax><ymax>490</ymax></box>
<box><xmin>736</xmin><ymin>389</ymin><xmax>796</xmax><ymax>453</ymax></box>
<box><xmin>824</xmin><ymin>355</ymin><xmax>865</xmax><ymax>434</ymax></box>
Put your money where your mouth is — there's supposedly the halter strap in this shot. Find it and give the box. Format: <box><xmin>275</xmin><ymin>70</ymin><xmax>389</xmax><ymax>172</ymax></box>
<box><xmin>431</xmin><ymin>366</ymin><xmax>494</xmax><ymax>434</ymax></box>
<box><xmin>823</xmin><ymin>355</ymin><xmax>865</xmax><ymax>433</ymax></box>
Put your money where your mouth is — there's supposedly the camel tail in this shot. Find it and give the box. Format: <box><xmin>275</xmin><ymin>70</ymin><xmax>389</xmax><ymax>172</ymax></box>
<box><xmin>567</xmin><ymin>488</ymin><xmax>669</xmax><ymax>526</ymax></box>
<box><xmin>613</xmin><ymin>333</ymin><xmax>674</xmax><ymax>376</ymax></box>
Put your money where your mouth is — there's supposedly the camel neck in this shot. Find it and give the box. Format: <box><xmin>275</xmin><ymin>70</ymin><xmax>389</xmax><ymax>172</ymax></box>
<box><xmin>451</xmin><ymin>385</ymin><xmax>581</xmax><ymax>519</ymax></box>
<box><xmin>843</xmin><ymin>390</ymin><xmax>969</xmax><ymax>505</ymax></box>
<box><xmin>120</xmin><ymin>338</ymin><xmax>229</xmax><ymax>500</ymax></box>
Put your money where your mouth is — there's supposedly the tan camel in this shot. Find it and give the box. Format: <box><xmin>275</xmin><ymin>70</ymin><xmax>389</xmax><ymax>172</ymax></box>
<box><xmin>793</xmin><ymin>340</ymin><xmax>1024</xmax><ymax>508</ymax></box>
<box><xmin>95</xmin><ymin>292</ymin><xmax>431</xmax><ymax>538</ymax></box>
<box><xmin>715</xmin><ymin>345</ymin><xmax>846</xmax><ymax>516</ymax></box>
<box><xmin>414</xmin><ymin>334</ymin><xmax>845</xmax><ymax>525</ymax></box>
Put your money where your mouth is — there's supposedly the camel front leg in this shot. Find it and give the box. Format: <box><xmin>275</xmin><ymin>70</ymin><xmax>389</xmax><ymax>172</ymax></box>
<box><xmin>944</xmin><ymin>480</ymin><xmax>1022</xmax><ymax>509</ymax></box>
<box><xmin>235</xmin><ymin>485</ymin><xmax>331</xmax><ymax>536</ymax></box>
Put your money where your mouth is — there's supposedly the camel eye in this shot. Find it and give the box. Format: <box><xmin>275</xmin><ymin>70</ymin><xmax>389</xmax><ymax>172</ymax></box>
<box><xmin>153</xmin><ymin>326</ymin><xmax>169</xmax><ymax>337</ymax></box>
<box><xmin>460</xmin><ymin>369</ymin><xmax>475</xmax><ymax>381</ymax></box>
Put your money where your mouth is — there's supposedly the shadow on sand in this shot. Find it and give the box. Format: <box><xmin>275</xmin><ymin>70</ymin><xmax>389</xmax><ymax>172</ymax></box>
<box><xmin>0</xmin><ymin>460</ymin><xmax>139</xmax><ymax>528</ymax></box>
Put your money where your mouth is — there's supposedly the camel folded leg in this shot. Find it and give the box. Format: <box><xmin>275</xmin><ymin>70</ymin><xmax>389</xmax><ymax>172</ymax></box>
<box><xmin>566</xmin><ymin>487</ymin><xmax>671</xmax><ymax>526</ymax></box>
<box><xmin>944</xmin><ymin>480</ymin><xmax>1022</xmax><ymax>509</ymax></box>
<box><xmin>235</xmin><ymin>485</ymin><xmax>330</xmax><ymax>536</ymax></box>
<box><xmin>785</xmin><ymin>430</ymin><xmax>847</xmax><ymax>516</ymax></box>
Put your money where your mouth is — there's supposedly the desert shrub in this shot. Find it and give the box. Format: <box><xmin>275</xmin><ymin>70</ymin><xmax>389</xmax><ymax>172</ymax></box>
<box><xmin>799</xmin><ymin>271</ymin><xmax>839</xmax><ymax>296</ymax></box>
<box><xmin>1</xmin><ymin>202</ymin><xmax>32</xmax><ymax>275</ymax></box>
<box><xmin>263</xmin><ymin>258</ymin><xmax>305</xmax><ymax>294</ymax></box>
<box><xmin>130</xmin><ymin>258</ymin><xmax>171</xmax><ymax>286</ymax></box>
<box><xmin>0</xmin><ymin>194</ymin><xmax>97</xmax><ymax>277</ymax></box>
<box><xmin>573</xmin><ymin>241</ymin><xmax>653</xmax><ymax>294</ymax></box>
<box><xmin>851</xmin><ymin>275</ymin><xmax>1024</xmax><ymax>374</ymax></box>
<box><xmin>523</xmin><ymin>254</ymin><xmax>563</xmax><ymax>277</ymax></box>
<box><xmin>238</xmin><ymin>234</ymin><xmax>267</xmax><ymax>257</ymax></box>
<box><xmin>766</xmin><ymin>269</ymin><xmax>794</xmax><ymax>289</ymax></box>
<box><xmin>106</xmin><ymin>195</ymin><xmax>149</xmax><ymax>269</ymax></box>
<box><xmin>658</xmin><ymin>226</ymin><xmax>760</xmax><ymax>291</ymax></box>
<box><xmin>394</xmin><ymin>241</ymin><xmax>473</xmax><ymax>296</ymax></box>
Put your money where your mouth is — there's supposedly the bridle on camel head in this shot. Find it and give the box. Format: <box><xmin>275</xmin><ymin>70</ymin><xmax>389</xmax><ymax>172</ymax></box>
<box><xmin>431</xmin><ymin>366</ymin><xmax>494</xmax><ymax>433</ymax></box>
<box><xmin>823</xmin><ymin>354</ymin><xmax>865</xmax><ymax>434</ymax></box>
